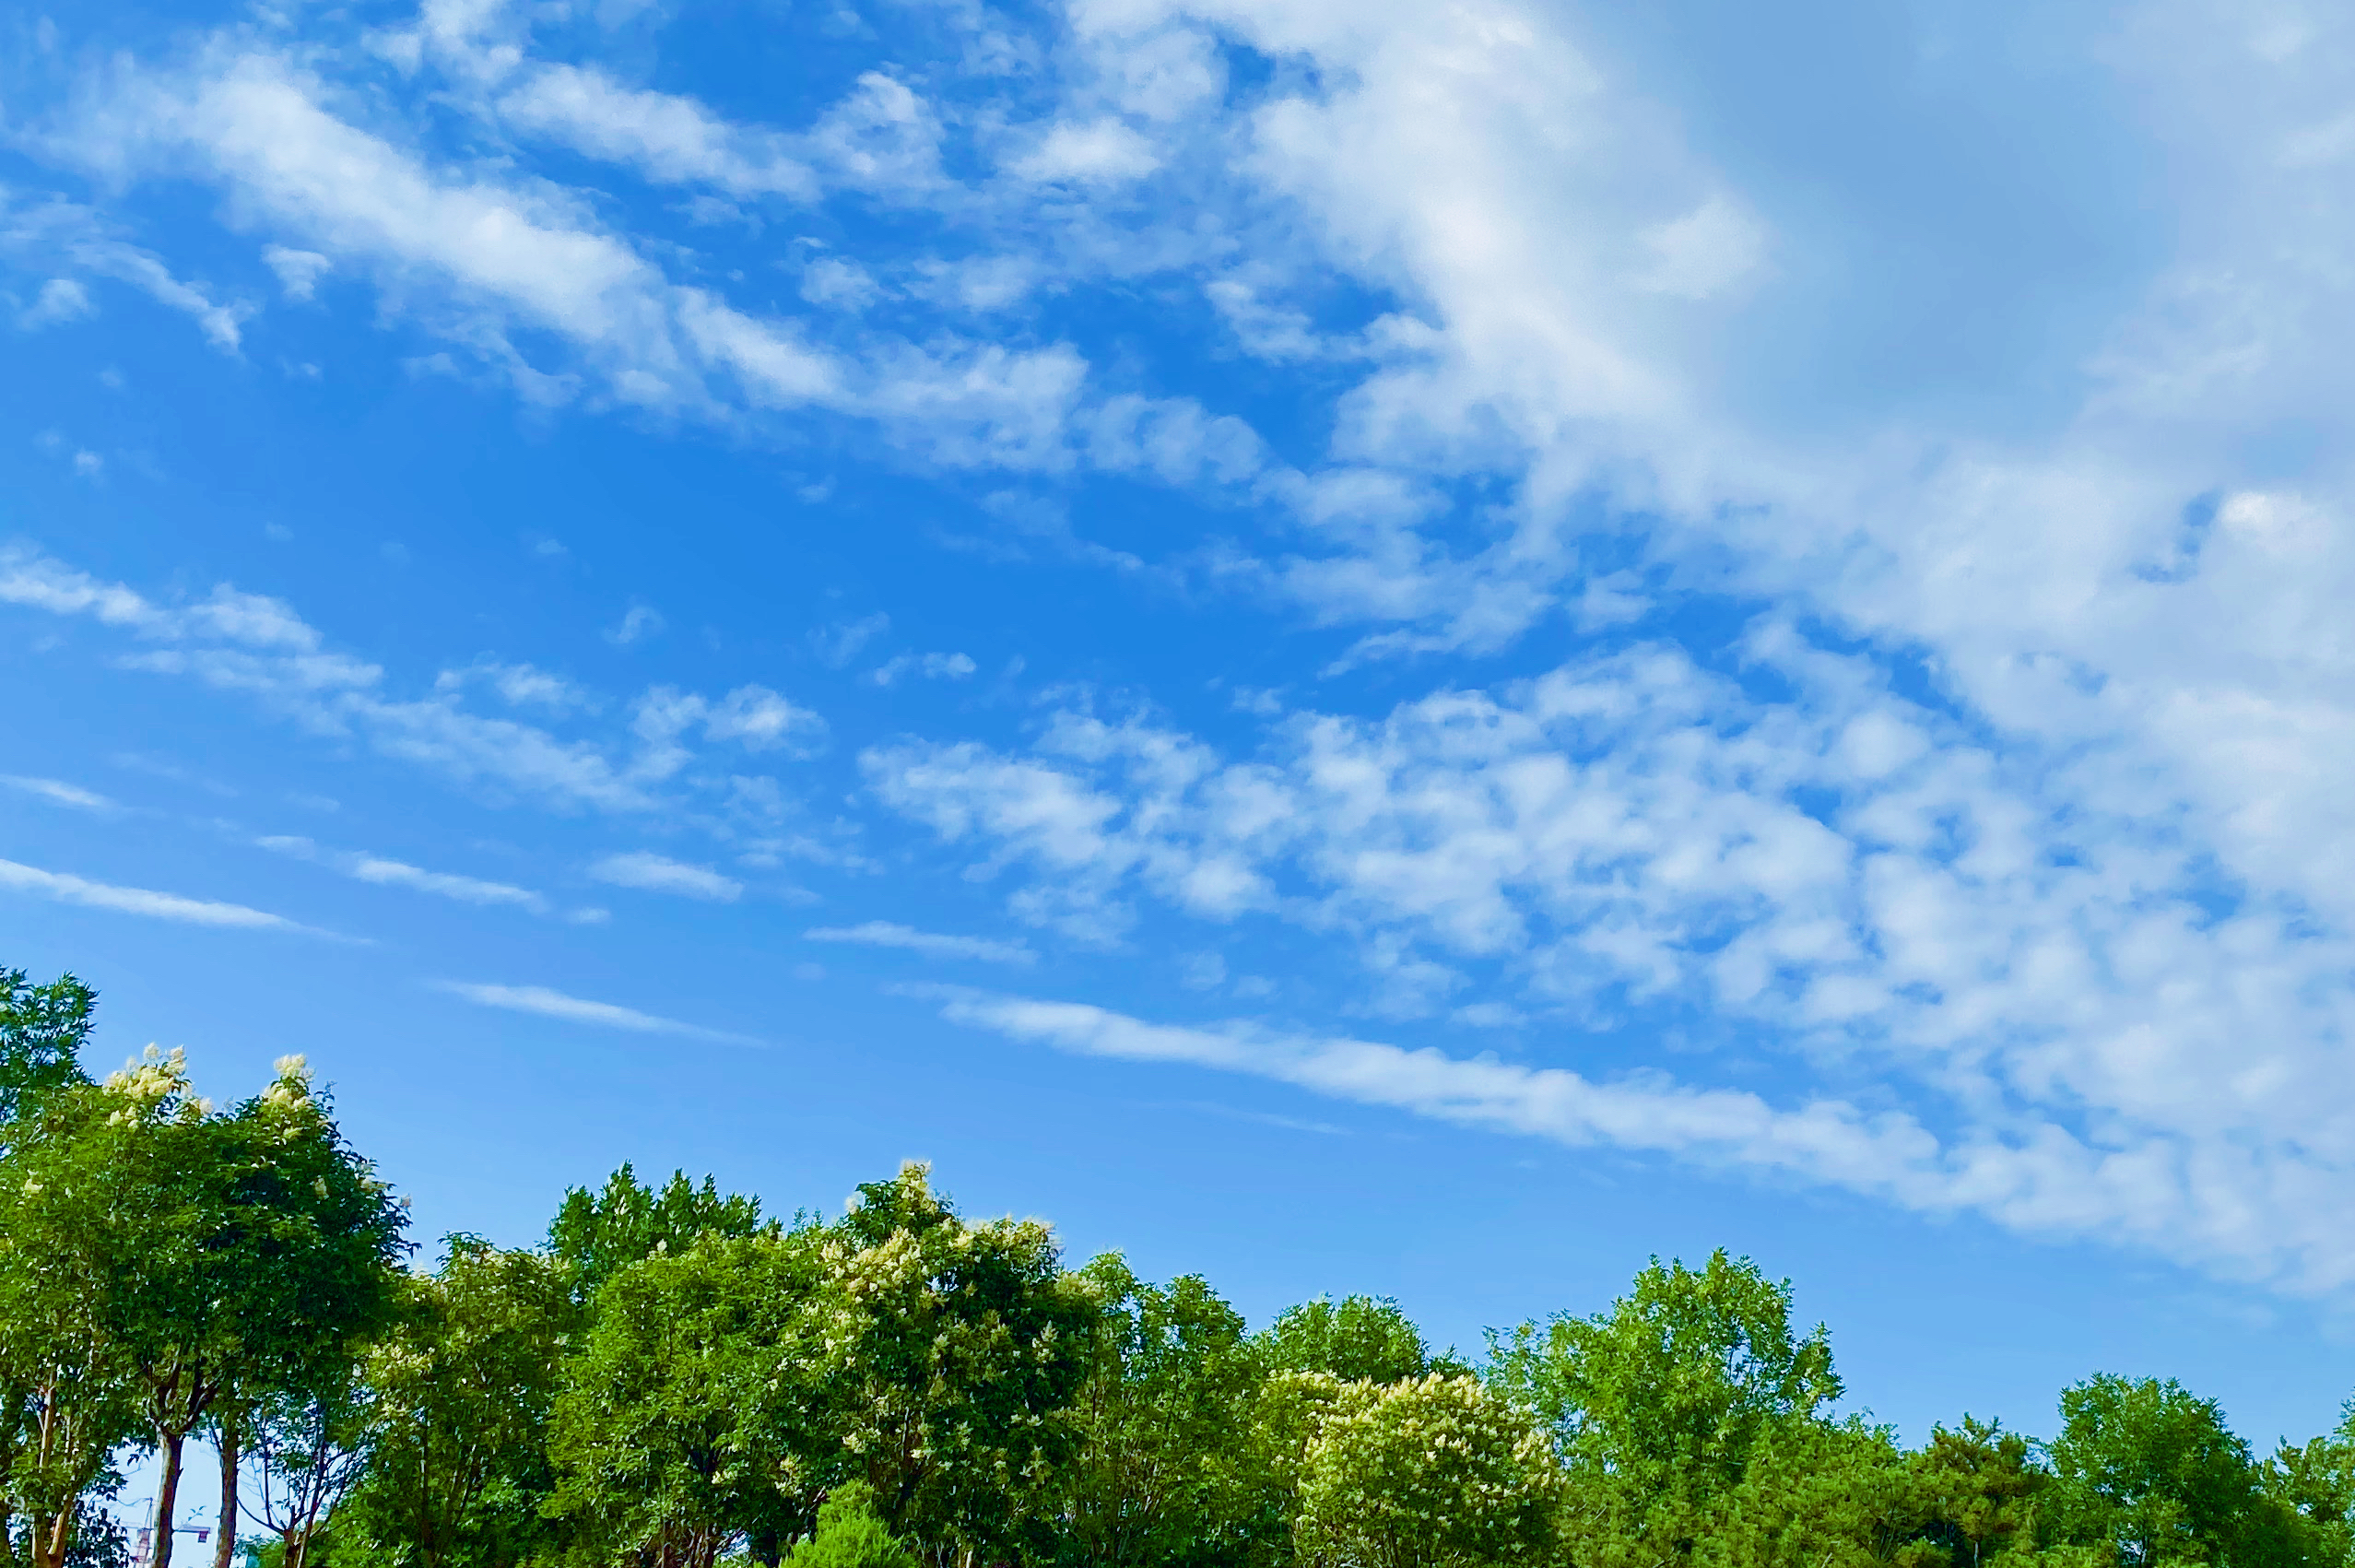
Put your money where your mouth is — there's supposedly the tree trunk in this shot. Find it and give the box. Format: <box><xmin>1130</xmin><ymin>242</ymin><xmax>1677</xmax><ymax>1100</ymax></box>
<box><xmin>153</xmin><ymin>1431</ymin><xmax>186</xmax><ymax>1568</ymax></box>
<box><xmin>213</xmin><ymin>1417</ymin><xmax>240</xmax><ymax>1568</ymax></box>
<box><xmin>33</xmin><ymin>1502</ymin><xmax>74</xmax><ymax>1568</ymax></box>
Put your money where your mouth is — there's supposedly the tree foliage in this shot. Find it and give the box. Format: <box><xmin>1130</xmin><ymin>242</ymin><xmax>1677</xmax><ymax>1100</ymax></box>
<box><xmin>546</xmin><ymin>1166</ymin><xmax>770</xmax><ymax>1311</ymax></box>
<box><xmin>1294</xmin><ymin>1373</ymin><xmax>1562</xmax><ymax>1568</ymax></box>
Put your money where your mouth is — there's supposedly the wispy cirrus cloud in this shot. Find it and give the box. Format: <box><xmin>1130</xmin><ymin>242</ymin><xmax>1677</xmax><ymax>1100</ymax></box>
<box><xmin>0</xmin><ymin>775</ymin><xmax>115</xmax><ymax>810</ymax></box>
<box><xmin>0</xmin><ymin>856</ymin><xmax>307</xmax><ymax>930</ymax></box>
<box><xmin>258</xmin><ymin>835</ymin><xmax>549</xmax><ymax>914</ymax></box>
<box><xmin>937</xmin><ymin>988</ymin><xmax>2355</xmax><ymax>1289</ymax></box>
<box><xmin>807</xmin><ymin>919</ymin><xmax>1032</xmax><ymax>965</ymax></box>
<box><xmin>588</xmin><ymin>851</ymin><xmax>744</xmax><ymax>902</ymax></box>
<box><xmin>433</xmin><ymin>980</ymin><xmax>758</xmax><ymax>1043</ymax></box>
<box><xmin>1</xmin><ymin>546</ymin><xmax>818</xmax><ymax>818</ymax></box>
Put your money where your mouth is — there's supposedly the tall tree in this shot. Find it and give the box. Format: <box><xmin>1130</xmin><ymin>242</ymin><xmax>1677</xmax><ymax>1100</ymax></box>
<box><xmin>816</xmin><ymin>1163</ymin><xmax>1097</xmax><ymax>1562</ymax></box>
<box><xmin>0</xmin><ymin>969</ymin><xmax>101</xmax><ymax>1568</ymax></box>
<box><xmin>547</xmin><ymin>1165</ymin><xmax>770</xmax><ymax>1310</ymax></box>
<box><xmin>0</xmin><ymin>970</ymin><xmax>93</xmax><ymax>1139</ymax></box>
<box><xmin>2044</xmin><ymin>1375</ymin><xmax>2293</xmax><ymax>1568</ymax></box>
<box><xmin>1048</xmin><ymin>1256</ymin><xmax>1273</xmax><ymax>1568</ymax></box>
<box><xmin>2266</xmin><ymin>1404</ymin><xmax>2355</xmax><ymax>1568</ymax></box>
<box><xmin>546</xmin><ymin>1232</ymin><xmax>829</xmax><ymax>1568</ymax></box>
<box><xmin>53</xmin><ymin>1052</ymin><xmax>408</xmax><ymax>1568</ymax></box>
<box><xmin>239</xmin><ymin>1365</ymin><xmax>373</xmax><ymax>1568</ymax></box>
<box><xmin>1910</xmin><ymin>1418</ymin><xmax>2046</xmax><ymax>1568</ymax></box>
<box><xmin>0</xmin><ymin>1149</ymin><xmax>137</xmax><ymax>1568</ymax></box>
<box><xmin>1488</xmin><ymin>1252</ymin><xmax>1841</xmax><ymax>1563</ymax></box>
<box><xmin>335</xmin><ymin>1241</ymin><xmax>577</xmax><ymax>1568</ymax></box>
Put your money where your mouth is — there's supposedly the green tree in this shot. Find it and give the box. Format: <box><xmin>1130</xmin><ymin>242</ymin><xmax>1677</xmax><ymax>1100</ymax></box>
<box><xmin>1910</xmin><ymin>1419</ymin><xmax>2047</xmax><ymax>1568</ymax></box>
<box><xmin>547</xmin><ymin>1165</ymin><xmax>769</xmax><ymax>1310</ymax></box>
<box><xmin>2265</xmin><ymin>1403</ymin><xmax>2355</xmax><ymax>1568</ymax></box>
<box><xmin>1488</xmin><ymin>1252</ymin><xmax>1841</xmax><ymax>1564</ymax></box>
<box><xmin>1049</xmin><ymin>1256</ymin><xmax>1275</xmax><ymax>1568</ymax></box>
<box><xmin>336</xmin><ymin>1241</ymin><xmax>577</xmax><ymax>1568</ymax></box>
<box><xmin>0</xmin><ymin>1161</ymin><xmax>137</xmax><ymax>1568</ymax></box>
<box><xmin>0</xmin><ymin>970</ymin><xmax>93</xmax><ymax>1138</ymax></box>
<box><xmin>1292</xmin><ymin>1373</ymin><xmax>1562</xmax><ymax>1568</ymax></box>
<box><xmin>1694</xmin><ymin>1417</ymin><xmax>1931</xmax><ymax>1568</ymax></box>
<box><xmin>0</xmin><ymin>969</ymin><xmax>105</xmax><ymax>1568</ymax></box>
<box><xmin>239</xmin><ymin>1365</ymin><xmax>373</xmax><ymax>1568</ymax></box>
<box><xmin>2044</xmin><ymin>1376</ymin><xmax>2293</xmax><ymax>1568</ymax></box>
<box><xmin>204</xmin><ymin>1058</ymin><xmax>408</xmax><ymax>1568</ymax></box>
<box><xmin>783</xmin><ymin>1483</ymin><xmax>917</xmax><ymax>1568</ymax></box>
<box><xmin>4</xmin><ymin>1049</ymin><xmax>400</xmax><ymax>1568</ymax></box>
<box><xmin>815</xmin><ymin>1163</ymin><xmax>1097</xmax><ymax>1561</ymax></box>
<box><xmin>1258</xmin><ymin>1300</ymin><xmax>1430</xmax><ymax>1387</ymax></box>
<box><xmin>546</xmin><ymin>1232</ymin><xmax>829</xmax><ymax>1568</ymax></box>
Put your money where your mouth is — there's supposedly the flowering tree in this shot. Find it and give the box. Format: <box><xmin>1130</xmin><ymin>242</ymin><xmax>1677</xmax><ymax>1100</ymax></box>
<box><xmin>1294</xmin><ymin>1373</ymin><xmax>1563</xmax><ymax>1568</ymax></box>
<box><xmin>813</xmin><ymin>1164</ymin><xmax>1097</xmax><ymax>1562</ymax></box>
<box><xmin>1</xmin><ymin>1047</ymin><xmax>404</xmax><ymax>1568</ymax></box>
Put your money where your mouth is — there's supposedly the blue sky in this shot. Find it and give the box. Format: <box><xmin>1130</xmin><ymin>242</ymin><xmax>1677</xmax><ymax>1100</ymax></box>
<box><xmin>6</xmin><ymin>0</ymin><xmax>2355</xmax><ymax>1456</ymax></box>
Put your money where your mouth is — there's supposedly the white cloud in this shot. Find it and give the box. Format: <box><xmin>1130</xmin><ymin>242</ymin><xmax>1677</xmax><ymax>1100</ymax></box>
<box><xmin>433</xmin><ymin>657</ymin><xmax>592</xmax><ymax>712</ymax></box>
<box><xmin>1636</xmin><ymin>195</ymin><xmax>1765</xmax><ymax>300</ymax></box>
<box><xmin>257</xmin><ymin>834</ymin><xmax>548</xmax><ymax>912</ymax></box>
<box><xmin>0</xmin><ymin>548</ymin><xmax>807</xmax><ymax>815</ymax></box>
<box><xmin>941</xmin><ymin>990</ymin><xmax>2320</xmax><ymax>1262</ymax></box>
<box><xmin>0</xmin><ymin>856</ymin><xmax>302</xmax><ymax>929</ymax></box>
<box><xmin>587</xmin><ymin>850</ymin><xmax>744</xmax><ymax>901</ymax></box>
<box><xmin>812</xmin><ymin>612</ymin><xmax>890</xmax><ymax>667</ymax></box>
<box><xmin>433</xmin><ymin>980</ymin><xmax>757</xmax><ymax>1043</ymax></box>
<box><xmin>263</xmin><ymin>244</ymin><xmax>330</xmax><ymax>300</ymax></box>
<box><xmin>606</xmin><ymin>604</ymin><xmax>665</xmax><ymax>645</ymax></box>
<box><xmin>807</xmin><ymin>919</ymin><xmax>1033</xmax><ymax>964</ymax></box>
<box><xmin>1009</xmin><ymin>118</ymin><xmax>1160</xmax><ymax>184</ymax></box>
<box><xmin>495</xmin><ymin>64</ymin><xmax>818</xmax><ymax>199</ymax></box>
<box><xmin>49</xmin><ymin>49</ymin><xmax>1107</xmax><ymax>466</ymax></box>
<box><xmin>870</xmin><ymin>639</ymin><xmax>2355</xmax><ymax>1290</ymax></box>
<box><xmin>18</xmin><ymin>277</ymin><xmax>92</xmax><ymax>327</ymax></box>
<box><xmin>0</xmin><ymin>775</ymin><xmax>114</xmax><ymax>809</ymax></box>
<box><xmin>701</xmin><ymin>685</ymin><xmax>826</xmax><ymax>751</ymax></box>
<box><xmin>0</xmin><ymin>198</ymin><xmax>250</xmax><ymax>349</ymax></box>
<box><xmin>871</xmin><ymin>651</ymin><xmax>978</xmax><ymax>686</ymax></box>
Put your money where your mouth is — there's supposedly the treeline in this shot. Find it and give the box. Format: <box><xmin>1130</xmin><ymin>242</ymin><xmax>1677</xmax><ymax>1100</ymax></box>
<box><xmin>4</xmin><ymin>970</ymin><xmax>2353</xmax><ymax>1568</ymax></box>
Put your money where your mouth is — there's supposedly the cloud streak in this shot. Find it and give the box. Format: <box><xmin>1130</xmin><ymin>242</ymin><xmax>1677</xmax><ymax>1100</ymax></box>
<box><xmin>0</xmin><ymin>775</ymin><xmax>114</xmax><ymax>810</ymax></box>
<box><xmin>258</xmin><ymin>835</ymin><xmax>549</xmax><ymax>913</ymax></box>
<box><xmin>588</xmin><ymin>851</ymin><xmax>744</xmax><ymax>902</ymax></box>
<box><xmin>807</xmin><ymin>919</ymin><xmax>1033</xmax><ymax>965</ymax></box>
<box><xmin>939</xmin><ymin>990</ymin><xmax>2355</xmax><ymax>1289</ymax></box>
<box><xmin>0</xmin><ymin>857</ymin><xmax>304</xmax><ymax>930</ymax></box>
<box><xmin>434</xmin><ymin>980</ymin><xmax>758</xmax><ymax>1043</ymax></box>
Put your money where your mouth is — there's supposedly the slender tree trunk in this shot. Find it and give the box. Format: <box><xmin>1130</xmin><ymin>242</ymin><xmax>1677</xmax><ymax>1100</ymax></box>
<box><xmin>213</xmin><ymin>1415</ymin><xmax>241</xmax><ymax>1568</ymax></box>
<box><xmin>153</xmin><ymin>1430</ymin><xmax>186</xmax><ymax>1568</ymax></box>
<box><xmin>34</xmin><ymin>1502</ymin><xmax>74</xmax><ymax>1568</ymax></box>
